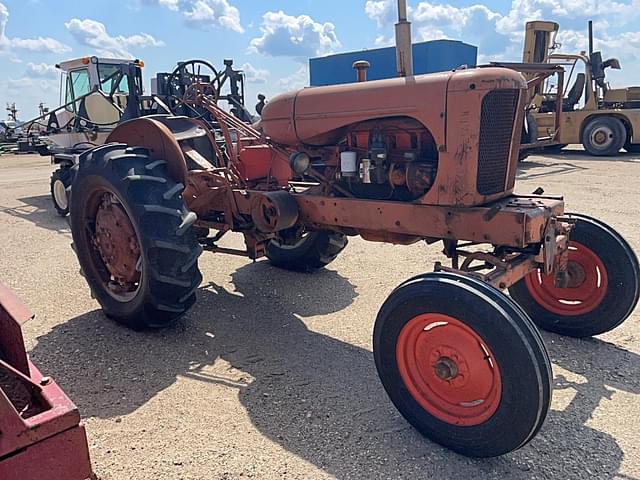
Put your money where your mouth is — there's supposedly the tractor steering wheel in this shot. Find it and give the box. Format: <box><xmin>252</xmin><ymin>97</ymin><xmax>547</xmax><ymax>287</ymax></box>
<box><xmin>166</xmin><ymin>59</ymin><xmax>222</xmax><ymax>116</ymax></box>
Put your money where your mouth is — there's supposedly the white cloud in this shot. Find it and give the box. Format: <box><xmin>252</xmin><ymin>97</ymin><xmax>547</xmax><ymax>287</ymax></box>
<box><xmin>9</xmin><ymin>37</ymin><xmax>70</xmax><ymax>53</ymax></box>
<box><xmin>146</xmin><ymin>0</ymin><xmax>243</xmax><ymax>33</ymax></box>
<box><xmin>65</xmin><ymin>18</ymin><xmax>164</xmax><ymax>59</ymax></box>
<box><xmin>365</xmin><ymin>0</ymin><xmax>397</xmax><ymax>27</ymax></box>
<box><xmin>7</xmin><ymin>77</ymin><xmax>57</xmax><ymax>93</ymax></box>
<box><xmin>241</xmin><ymin>62</ymin><xmax>270</xmax><ymax>84</ymax></box>
<box><xmin>2</xmin><ymin>76</ymin><xmax>58</xmax><ymax>109</ymax></box>
<box><xmin>364</xmin><ymin>0</ymin><xmax>640</xmax><ymax>84</ymax></box>
<box><xmin>1</xmin><ymin>75</ymin><xmax>59</xmax><ymax>120</ymax></box>
<box><xmin>277</xmin><ymin>66</ymin><xmax>309</xmax><ymax>91</ymax></box>
<box><xmin>157</xmin><ymin>0</ymin><xmax>180</xmax><ymax>10</ymax></box>
<box><xmin>0</xmin><ymin>2</ymin><xmax>70</xmax><ymax>54</ymax></box>
<box><xmin>374</xmin><ymin>34</ymin><xmax>394</xmax><ymax>47</ymax></box>
<box><xmin>26</xmin><ymin>62</ymin><xmax>58</xmax><ymax>78</ymax></box>
<box><xmin>249</xmin><ymin>11</ymin><xmax>341</xmax><ymax>60</ymax></box>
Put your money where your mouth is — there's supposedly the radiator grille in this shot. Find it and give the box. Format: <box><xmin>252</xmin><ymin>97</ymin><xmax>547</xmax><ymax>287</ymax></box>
<box><xmin>477</xmin><ymin>90</ymin><xmax>519</xmax><ymax>195</ymax></box>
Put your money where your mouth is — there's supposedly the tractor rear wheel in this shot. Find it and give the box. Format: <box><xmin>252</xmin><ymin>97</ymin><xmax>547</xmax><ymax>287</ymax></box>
<box><xmin>70</xmin><ymin>144</ymin><xmax>203</xmax><ymax>330</ymax></box>
<box><xmin>509</xmin><ymin>214</ymin><xmax>639</xmax><ymax>337</ymax></box>
<box><xmin>581</xmin><ymin>116</ymin><xmax>626</xmax><ymax>156</ymax></box>
<box><xmin>266</xmin><ymin>229</ymin><xmax>347</xmax><ymax>272</ymax></box>
<box><xmin>50</xmin><ymin>167</ymin><xmax>73</xmax><ymax>216</ymax></box>
<box><xmin>374</xmin><ymin>272</ymin><xmax>551</xmax><ymax>457</ymax></box>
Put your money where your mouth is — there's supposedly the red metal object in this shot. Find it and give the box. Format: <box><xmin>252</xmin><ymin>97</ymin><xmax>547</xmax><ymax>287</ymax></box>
<box><xmin>396</xmin><ymin>313</ymin><xmax>502</xmax><ymax>426</ymax></box>
<box><xmin>238</xmin><ymin>145</ymin><xmax>274</xmax><ymax>181</ymax></box>
<box><xmin>0</xmin><ymin>282</ymin><xmax>94</xmax><ymax>480</ymax></box>
<box><xmin>108</xmin><ymin>116</ymin><xmax>192</xmax><ymax>184</ymax></box>
<box><xmin>524</xmin><ymin>241</ymin><xmax>609</xmax><ymax>315</ymax></box>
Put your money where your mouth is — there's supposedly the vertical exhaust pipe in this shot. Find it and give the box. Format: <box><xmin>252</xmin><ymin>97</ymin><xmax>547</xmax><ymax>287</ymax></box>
<box><xmin>588</xmin><ymin>20</ymin><xmax>594</xmax><ymax>57</ymax></box>
<box><xmin>395</xmin><ymin>0</ymin><xmax>414</xmax><ymax>77</ymax></box>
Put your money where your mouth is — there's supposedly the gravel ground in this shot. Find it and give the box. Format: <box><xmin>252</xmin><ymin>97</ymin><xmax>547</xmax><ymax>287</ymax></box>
<box><xmin>1</xmin><ymin>149</ymin><xmax>639</xmax><ymax>480</ymax></box>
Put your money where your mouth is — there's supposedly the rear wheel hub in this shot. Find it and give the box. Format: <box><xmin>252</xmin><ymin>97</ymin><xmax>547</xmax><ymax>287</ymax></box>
<box><xmin>94</xmin><ymin>194</ymin><xmax>141</xmax><ymax>285</ymax></box>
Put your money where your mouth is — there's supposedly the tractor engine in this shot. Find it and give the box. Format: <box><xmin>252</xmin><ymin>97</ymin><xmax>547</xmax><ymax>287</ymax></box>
<box><xmin>258</xmin><ymin>67</ymin><xmax>526</xmax><ymax>207</ymax></box>
<box><xmin>335</xmin><ymin>118</ymin><xmax>438</xmax><ymax>200</ymax></box>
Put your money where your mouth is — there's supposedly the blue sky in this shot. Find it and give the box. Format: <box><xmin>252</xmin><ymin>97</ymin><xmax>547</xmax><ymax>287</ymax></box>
<box><xmin>1</xmin><ymin>0</ymin><xmax>639</xmax><ymax>119</ymax></box>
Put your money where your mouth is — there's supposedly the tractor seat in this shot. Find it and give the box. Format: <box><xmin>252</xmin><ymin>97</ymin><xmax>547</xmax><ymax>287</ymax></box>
<box><xmin>562</xmin><ymin>73</ymin><xmax>586</xmax><ymax>111</ymax></box>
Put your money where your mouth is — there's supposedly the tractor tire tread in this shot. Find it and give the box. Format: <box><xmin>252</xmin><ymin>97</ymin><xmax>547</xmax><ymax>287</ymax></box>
<box><xmin>70</xmin><ymin>145</ymin><xmax>202</xmax><ymax>330</ymax></box>
<box><xmin>374</xmin><ymin>272</ymin><xmax>551</xmax><ymax>458</ymax></box>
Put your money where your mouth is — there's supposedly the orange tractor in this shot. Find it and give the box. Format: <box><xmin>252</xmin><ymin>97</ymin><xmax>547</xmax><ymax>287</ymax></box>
<box><xmin>67</xmin><ymin>63</ymin><xmax>639</xmax><ymax>458</ymax></box>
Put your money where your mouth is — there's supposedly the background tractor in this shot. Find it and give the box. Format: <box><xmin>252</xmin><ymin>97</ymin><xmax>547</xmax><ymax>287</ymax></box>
<box><xmin>64</xmin><ymin>8</ymin><xmax>639</xmax><ymax>460</ymax></box>
<box><xmin>18</xmin><ymin>56</ymin><xmax>255</xmax><ymax>216</ymax></box>
<box><xmin>514</xmin><ymin>20</ymin><xmax>640</xmax><ymax>156</ymax></box>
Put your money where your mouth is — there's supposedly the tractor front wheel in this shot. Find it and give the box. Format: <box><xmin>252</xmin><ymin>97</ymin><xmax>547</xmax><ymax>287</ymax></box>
<box><xmin>509</xmin><ymin>214</ymin><xmax>639</xmax><ymax>337</ymax></box>
<box><xmin>50</xmin><ymin>167</ymin><xmax>74</xmax><ymax>216</ymax></box>
<box><xmin>70</xmin><ymin>144</ymin><xmax>203</xmax><ymax>330</ymax></box>
<box><xmin>266</xmin><ymin>229</ymin><xmax>347</xmax><ymax>272</ymax></box>
<box><xmin>374</xmin><ymin>272</ymin><xmax>551</xmax><ymax>457</ymax></box>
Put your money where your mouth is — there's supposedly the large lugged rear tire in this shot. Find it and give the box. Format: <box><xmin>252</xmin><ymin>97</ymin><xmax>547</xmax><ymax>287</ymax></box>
<box><xmin>509</xmin><ymin>214</ymin><xmax>640</xmax><ymax>337</ymax></box>
<box><xmin>266</xmin><ymin>230</ymin><xmax>347</xmax><ymax>272</ymax></box>
<box><xmin>70</xmin><ymin>144</ymin><xmax>203</xmax><ymax>330</ymax></box>
<box><xmin>374</xmin><ymin>272</ymin><xmax>552</xmax><ymax>458</ymax></box>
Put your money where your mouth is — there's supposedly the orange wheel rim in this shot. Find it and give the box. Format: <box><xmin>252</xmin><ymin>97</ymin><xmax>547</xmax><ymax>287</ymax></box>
<box><xmin>524</xmin><ymin>241</ymin><xmax>608</xmax><ymax>316</ymax></box>
<box><xmin>396</xmin><ymin>313</ymin><xmax>502</xmax><ymax>426</ymax></box>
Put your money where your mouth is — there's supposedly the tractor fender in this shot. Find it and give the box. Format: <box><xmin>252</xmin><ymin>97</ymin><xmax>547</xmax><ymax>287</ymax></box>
<box><xmin>107</xmin><ymin>115</ymin><xmax>215</xmax><ymax>184</ymax></box>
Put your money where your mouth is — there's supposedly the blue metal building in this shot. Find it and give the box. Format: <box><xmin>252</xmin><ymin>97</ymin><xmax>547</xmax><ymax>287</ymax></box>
<box><xmin>309</xmin><ymin>40</ymin><xmax>477</xmax><ymax>87</ymax></box>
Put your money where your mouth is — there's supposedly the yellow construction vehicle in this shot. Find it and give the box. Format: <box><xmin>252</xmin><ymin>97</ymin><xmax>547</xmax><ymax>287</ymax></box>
<box><xmin>513</xmin><ymin>21</ymin><xmax>640</xmax><ymax>155</ymax></box>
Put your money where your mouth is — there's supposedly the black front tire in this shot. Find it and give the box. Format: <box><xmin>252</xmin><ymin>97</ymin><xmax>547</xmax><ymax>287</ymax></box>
<box><xmin>50</xmin><ymin>167</ymin><xmax>73</xmax><ymax>216</ymax></box>
<box><xmin>266</xmin><ymin>230</ymin><xmax>347</xmax><ymax>272</ymax></box>
<box><xmin>509</xmin><ymin>214</ymin><xmax>639</xmax><ymax>337</ymax></box>
<box><xmin>374</xmin><ymin>272</ymin><xmax>551</xmax><ymax>458</ymax></box>
<box><xmin>70</xmin><ymin>144</ymin><xmax>203</xmax><ymax>330</ymax></box>
<box><xmin>581</xmin><ymin>116</ymin><xmax>626</xmax><ymax>156</ymax></box>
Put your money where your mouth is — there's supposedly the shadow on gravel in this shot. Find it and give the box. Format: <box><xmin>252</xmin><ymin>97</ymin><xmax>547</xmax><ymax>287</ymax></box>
<box><xmin>539</xmin><ymin>149</ymin><xmax>640</xmax><ymax>163</ymax></box>
<box><xmin>30</xmin><ymin>262</ymin><xmax>638</xmax><ymax>479</ymax></box>
<box><xmin>0</xmin><ymin>194</ymin><xmax>69</xmax><ymax>234</ymax></box>
<box><xmin>517</xmin><ymin>159</ymin><xmax>588</xmax><ymax>181</ymax></box>
<box><xmin>517</xmin><ymin>148</ymin><xmax>640</xmax><ymax>181</ymax></box>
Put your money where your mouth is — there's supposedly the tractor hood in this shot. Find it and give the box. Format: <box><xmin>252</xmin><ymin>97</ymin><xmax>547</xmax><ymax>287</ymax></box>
<box><xmin>258</xmin><ymin>67</ymin><xmax>526</xmax><ymax>147</ymax></box>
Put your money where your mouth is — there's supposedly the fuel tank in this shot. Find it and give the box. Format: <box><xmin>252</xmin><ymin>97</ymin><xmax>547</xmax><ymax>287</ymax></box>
<box><xmin>258</xmin><ymin>67</ymin><xmax>526</xmax><ymax>148</ymax></box>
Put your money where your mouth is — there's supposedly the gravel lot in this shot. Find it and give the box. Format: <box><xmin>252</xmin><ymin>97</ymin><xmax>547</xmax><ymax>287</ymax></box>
<box><xmin>1</xmin><ymin>149</ymin><xmax>639</xmax><ymax>480</ymax></box>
